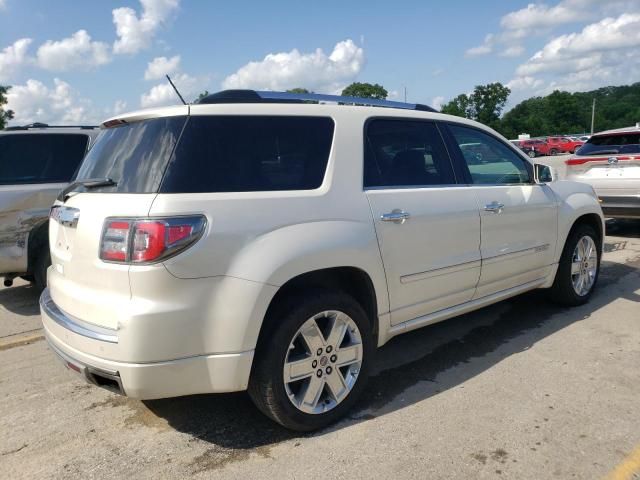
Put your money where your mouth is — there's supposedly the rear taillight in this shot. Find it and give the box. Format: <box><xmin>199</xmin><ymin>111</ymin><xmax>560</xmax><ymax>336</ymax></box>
<box><xmin>566</xmin><ymin>156</ymin><xmax>635</xmax><ymax>166</ymax></box>
<box><xmin>100</xmin><ymin>216</ymin><xmax>206</xmax><ymax>264</ymax></box>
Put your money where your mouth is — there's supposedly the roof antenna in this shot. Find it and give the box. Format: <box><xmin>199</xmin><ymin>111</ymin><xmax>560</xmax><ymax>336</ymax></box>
<box><xmin>166</xmin><ymin>74</ymin><xmax>187</xmax><ymax>105</ymax></box>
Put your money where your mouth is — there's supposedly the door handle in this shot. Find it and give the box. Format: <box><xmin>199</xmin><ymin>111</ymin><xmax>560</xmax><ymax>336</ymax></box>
<box><xmin>484</xmin><ymin>201</ymin><xmax>505</xmax><ymax>213</ymax></box>
<box><xmin>381</xmin><ymin>209</ymin><xmax>410</xmax><ymax>224</ymax></box>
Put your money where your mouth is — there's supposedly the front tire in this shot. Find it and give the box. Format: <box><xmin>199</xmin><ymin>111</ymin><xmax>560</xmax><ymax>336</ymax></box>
<box><xmin>248</xmin><ymin>290</ymin><xmax>374</xmax><ymax>431</ymax></box>
<box><xmin>549</xmin><ymin>224</ymin><xmax>600</xmax><ymax>306</ymax></box>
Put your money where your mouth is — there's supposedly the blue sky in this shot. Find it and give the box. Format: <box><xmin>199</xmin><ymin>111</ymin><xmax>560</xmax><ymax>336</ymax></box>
<box><xmin>1</xmin><ymin>0</ymin><xmax>639</xmax><ymax>125</ymax></box>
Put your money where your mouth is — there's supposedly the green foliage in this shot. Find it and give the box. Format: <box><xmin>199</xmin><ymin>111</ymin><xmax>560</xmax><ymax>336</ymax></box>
<box><xmin>341</xmin><ymin>82</ymin><xmax>388</xmax><ymax>100</ymax></box>
<box><xmin>441</xmin><ymin>82</ymin><xmax>510</xmax><ymax>130</ymax></box>
<box><xmin>0</xmin><ymin>86</ymin><xmax>14</xmax><ymax>130</ymax></box>
<box><xmin>286</xmin><ymin>88</ymin><xmax>310</xmax><ymax>94</ymax></box>
<box><xmin>500</xmin><ymin>82</ymin><xmax>640</xmax><ymax>138</ymax></box>
<box><xmin>194</xmin><ymin>90</ymin><xmax>210</xmax><ymax>103</ymax></box>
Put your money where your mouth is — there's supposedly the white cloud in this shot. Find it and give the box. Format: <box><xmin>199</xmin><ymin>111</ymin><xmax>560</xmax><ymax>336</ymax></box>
<box><xmin>36</xmin><ymin>30</ymin><xmax>110</xmax><ymax>72</ymax></box>
<box><xmin>465</xmin><ymin>34</ymin><xmax>494</xmax><ymax>57</ymax></box>
<box><xmin>111</xmin><ymin>99</ymin><xmax>128</xmax><ymax>116</ymax></box>
<box><xmin>0</xmin><ymin>38</ymin><xmax>32</xmax><ymax>82</ymax></box>
<box><xmin>6</xmin><ymin>78</ymin><xmax>100</xmax><ymax>125</ymax></box>
<box><xmin>508</xmin><ymin>12</ymin><xmax>640</xmax><ymax>95</ymax></box>
<box><xmin>506</xmin><ymin>76</ymin><xmax>545</xmax><ymax>91</ymax></box>
<box><xmin>140</xmin><ymin>72</ymin><xmax>206</xmax><ymax>107</ymax></box>
<box><xmin>0</xmin><ymin>0</ymin><xmax>6</xmax><ymax>10</ymax></box>
<box><xmin>500</xmin><ymin>45</ymin><xmax>525</xmax><ymax>57</ymax></box>
<box><xmin>431</xmin><ymin>96</ymin><xmax>445</xmax><ymax>110</ymax></box>
<box><xmin>517</xmin><ymin>13</ymin><xmax>640</xmax><ymax>76</ymax></box>
<box><xmin>113</xmin><ymin>0</ymin><xmax>180</xmax><ymax>55</ymax></box>
<box><xmin>221</xmin><ymin>39</ymin><xmax>365</xmax><ymax>93</ymax></box>
<box><xmin>144</xmin><ymin>55</ymin><xmax>180</xmax><ymax>80</ymax></box>
<box><xmin>500</xmin><ymin>1</ymin><xmax>590</xmax><ymax>32</ymax></box>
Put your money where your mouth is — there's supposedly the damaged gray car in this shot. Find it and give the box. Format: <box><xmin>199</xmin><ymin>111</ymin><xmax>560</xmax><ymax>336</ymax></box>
<box><xmin>0</xmin><ymin>123</ymin><xmax>99</xmax><ymax>289</ymax></box>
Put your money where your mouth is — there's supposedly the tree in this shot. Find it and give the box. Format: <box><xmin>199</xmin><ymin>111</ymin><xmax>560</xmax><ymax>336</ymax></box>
<box><xmin>441</xmin><ymin>82</ymin><xmax>510</xmax><ymax>130</ymax></box>
<box><xmin>0</xmin><ymin>86</ymin><xmax>14</xmax><ymax>130</ymax></box>
<box><xmin>286</xmin><ymin>88</ymin><xmax>310</xmax><ymax>94</ymax></box>
<box><xmin>194</xmin><ymin>90</ymin><xmax>210</xmax><ymax>103</ymax></box>
<box><xmin>341</xmin><ymin>82</ymin><xmax>388</xmax><ymax>100</ymax></box>
<box><xmin>441</xmin><ymin>93</ymin><xmax>473</xmax><ymax>118</ymax></box>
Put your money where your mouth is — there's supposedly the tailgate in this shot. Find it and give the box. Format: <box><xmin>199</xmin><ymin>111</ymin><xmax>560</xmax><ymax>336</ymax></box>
<box><xmin>48</xmin><ymin>193</ymin><xmax>157</xmax><ymax>329</ymax></box>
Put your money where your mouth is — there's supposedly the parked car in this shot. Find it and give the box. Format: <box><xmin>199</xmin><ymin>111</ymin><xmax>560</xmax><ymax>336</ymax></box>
<box><xmin>40</xmin><ymin>90</ymin><xmax>604</xmax><ymax>431</ymax></box>
<box><xmin>546</xmin><ymin>136</ymin><xmax>585</xmax><ymax>155</ymax></box>
<box><xmin>512</xmin><ymin>140</ymin><xmax>544</xmax><ymax>158</ymax></box>
<box><xmin>520</xmin><ymin>138</ymin><xmax>550</xmax><ymax>158</ymax></box>
<box><xmin>0</xmin><ymin>124</ymin><xmax>99</xmax><ymax>289</ymax></box>
<box><xmin>566</xmin><ymin>125</ymin><xmax>640</xmax><ymax>218</ymax></box>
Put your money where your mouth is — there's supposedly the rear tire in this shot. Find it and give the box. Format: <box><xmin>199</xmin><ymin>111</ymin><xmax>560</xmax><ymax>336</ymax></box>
<box><xmin>33</xmin><ymin>247</ymin><xmax>51</xmax><ymax>292</ymax></box>
<box><xmin>549</xmin><ymin>224</ymin><xmax>600</xmax><ymax>306</ymax></box>
<box><xmin>550</xmin><ymin>148</ymin><xmax>558</xmax><ymax>156</ymax></box>
<box><xmin>248</xmin><ymin>290</ymin><xmax>374</xmax><ymax>431</ymax></box>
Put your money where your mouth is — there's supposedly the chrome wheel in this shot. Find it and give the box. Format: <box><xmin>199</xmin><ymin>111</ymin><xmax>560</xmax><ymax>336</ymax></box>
<box><xmin>571</xmin><ymin>235</ymin><xmax>598</xmax><ymax>296</ymax></box>
<box><xmin>283</xmin><ymin>310</ymin><xmax>363</xmax><ymax>415</ymax></box>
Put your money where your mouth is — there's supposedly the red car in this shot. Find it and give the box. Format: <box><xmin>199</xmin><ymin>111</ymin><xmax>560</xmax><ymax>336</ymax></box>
<box><xmin>545</xmin><ymin>136</ymin><xmax>585</xmax><ymax>155</ymax></box>
<box><xmin>519</xmin><ymin>139</ymin><xmax>551</xmax><ymax>156</ymax></box>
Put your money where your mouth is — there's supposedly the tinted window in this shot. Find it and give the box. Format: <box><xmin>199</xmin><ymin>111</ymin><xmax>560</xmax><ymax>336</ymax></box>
<box><xmin>161</xmin><ymin>116</ymin><xmax>334</xmax><ymax>193</ymax></box>
<box><xmin>76</xmin><ymin>117</ymin><xmax>186</xmax><ymax>193</ymax></box>
<box><xmin>0</xmin><ymin>134</ymin><xmax>88</xmax><ymax>185</ymax></box>
<box><xmin>577</xmin><ymin>133</ymin><xmax>640</xmax><ymax>155</ymax></box>
<box><xmin>449</xmin><ymin>124</ymin><xmax>531</xmax><ymax>185</ymax></box>
<box><xmin>364</xmin><ymin>119</ymin><xmax>455</xmax><ymax>188</ymax></box>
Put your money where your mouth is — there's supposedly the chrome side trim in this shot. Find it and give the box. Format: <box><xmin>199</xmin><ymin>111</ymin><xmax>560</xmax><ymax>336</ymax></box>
<box><xmin>482</xmin><ymin>244</ymin><xmax>550</xmax><ymax>265</ymax></box>
<box><xmin>400</xmin><ymin>259</ymin><xmax>481</xmax><ymax>284</ymax></box>
<box><xmin>40</xmin><ymin>288</ymin><xmax>118</xmax><ymax>343</ymax></box>
<box><xmin>389</xmin><ymin>277</ymin><xmax>547</xmax><ymax>337</ymax></box>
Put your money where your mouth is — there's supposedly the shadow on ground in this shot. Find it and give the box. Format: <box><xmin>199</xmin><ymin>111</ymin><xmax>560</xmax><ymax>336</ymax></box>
<box><xmin>0</xmin><ymin>283</ymin><xmax>41</xmax><ymax>316</ymax></box>
<box><xmin>143</xmin><ymin>252</ymin><xmax>640</xmax><ymax>453</ymax></box>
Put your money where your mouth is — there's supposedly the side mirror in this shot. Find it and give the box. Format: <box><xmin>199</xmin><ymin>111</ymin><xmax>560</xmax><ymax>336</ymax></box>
<box><xmin>534</xmin><ymin>163</ymin><xmax>556</xmax><ymax>183</ymax></box>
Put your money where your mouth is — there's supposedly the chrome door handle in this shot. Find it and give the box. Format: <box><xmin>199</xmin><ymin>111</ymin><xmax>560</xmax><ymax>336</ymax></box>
<box><xmin>381</xmin><ymin>209</ymin><xmax>410</xmax><ymax>224</ymax></box>
<box><xmin>484</xmin><ymin>201</ymin><xmax>505</xmax><ymax>213</ymax></box>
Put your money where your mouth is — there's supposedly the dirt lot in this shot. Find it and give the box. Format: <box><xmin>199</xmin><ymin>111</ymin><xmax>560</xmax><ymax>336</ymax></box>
<box><xmin>1</xmin><ymin>218</ymin><xmax>639</xmax><ymax>480</ymax></box>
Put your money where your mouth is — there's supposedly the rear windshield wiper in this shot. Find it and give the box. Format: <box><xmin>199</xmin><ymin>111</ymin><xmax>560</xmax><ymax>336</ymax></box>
<box><xmin>58</xmin><ymin>178</ymin><xmax>117</xmax><ymax>202</ymax></box>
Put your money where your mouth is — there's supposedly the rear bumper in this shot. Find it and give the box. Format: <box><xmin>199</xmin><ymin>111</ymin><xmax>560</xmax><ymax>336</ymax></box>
<box><xmin>40</xmin><ymin>289</ymin><xmax>254</xmax><ymax>399</ymax></box>
<box><xmin>599</xmin><ymin>195</ymin><xmax>640</xmax><ymax>219</ymax></box>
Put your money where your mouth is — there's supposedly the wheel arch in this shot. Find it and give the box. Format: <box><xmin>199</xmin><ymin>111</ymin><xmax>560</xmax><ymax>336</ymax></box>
<box><xmin>255</xmin><ymin>266</ymin><xmax>381</xmax><ymax>353</ymax></box>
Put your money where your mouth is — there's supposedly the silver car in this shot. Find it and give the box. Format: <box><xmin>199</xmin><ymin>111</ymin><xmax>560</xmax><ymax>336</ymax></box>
<box><xmin>566</xmin><ymin>124</ymin><xmax>640</xmax><ymax>219</ymax></box>
<box><xmin>0</xmin><ymin>123</ymin><xmax>99</xmax><ymax>289</ymax></box>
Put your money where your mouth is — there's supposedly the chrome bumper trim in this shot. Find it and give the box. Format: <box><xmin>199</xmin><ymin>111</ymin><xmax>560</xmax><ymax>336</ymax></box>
<box><xmin>40</xmin><ymin>288</ymin><xmax>119</xmax><ymax>343</ymax></box>
<box><xmin>46</xmin><ymin>334</ymin><xmax>125</xmax><ymax>395</ymax></box>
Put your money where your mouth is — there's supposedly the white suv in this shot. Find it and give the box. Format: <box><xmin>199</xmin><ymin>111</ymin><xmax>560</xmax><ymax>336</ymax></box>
<box><xmin>40</xmin><ymin>90</ymin><xmax>604</xmax><ymax>431</ymax></box>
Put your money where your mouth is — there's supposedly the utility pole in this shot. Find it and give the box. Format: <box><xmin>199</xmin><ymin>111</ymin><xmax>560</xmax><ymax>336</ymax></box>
<box><xmin>590</xmin><ymin>97</ymin><xmax>596</xmax><ymax>134</ymax></box>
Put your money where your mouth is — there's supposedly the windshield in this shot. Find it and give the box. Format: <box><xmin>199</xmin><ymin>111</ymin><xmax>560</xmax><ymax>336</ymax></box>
<box><xmin>75</xmin><ymin>116</ymin><xmax>186</xmax><ymax>193</ymax></box>
<box><xmin>576</xmin><ymin>132</ymin><xmax>640</xmax><ymax>156</ymax></box>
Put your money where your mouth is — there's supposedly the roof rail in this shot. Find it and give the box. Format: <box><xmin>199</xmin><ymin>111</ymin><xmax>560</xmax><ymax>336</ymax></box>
<box><xmin>197</xmin><ymin>89</ymin><xmax>438</xmax><ymax>112</ymax></box>
<box><xmin>4</xmin><ymin>123</ymin><xmax>98</xmax><ymax>131</ymax></box>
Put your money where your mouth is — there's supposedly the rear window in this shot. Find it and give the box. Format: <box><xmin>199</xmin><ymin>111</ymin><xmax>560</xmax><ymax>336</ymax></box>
<box><xmin>0</xmin><ymin>133</ymin><xmax>89</xmax><ymax>185</ymax></box>
<box><xmin>75</xmin><ymin>116</ymin><xmax>186</xmax><ymax>193</ymax></box>
<box><xmin>577</xmin><ymin>132</ymin><xmax>640</xmax><ymax>156</ymax></box>
<box><xmin>160</xmin><ymin>116</ymin><xmax>334</xmax><ymax>193</ymax></box>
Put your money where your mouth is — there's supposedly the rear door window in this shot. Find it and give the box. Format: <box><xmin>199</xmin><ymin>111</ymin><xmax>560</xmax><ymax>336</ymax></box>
<box><xmin>0</xmin><ymin>134</ymin><xmax>89</xmax><ymax>185</ymax></box>
<box><xmin>364</xmin><ymin>119</ymin><xmax>455</xmax><ymax>188</ymax></box>
<box><xmin>160</xmin><ymin>116</ymin><xmax>334</xmax><ymax>193</ymax></box>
